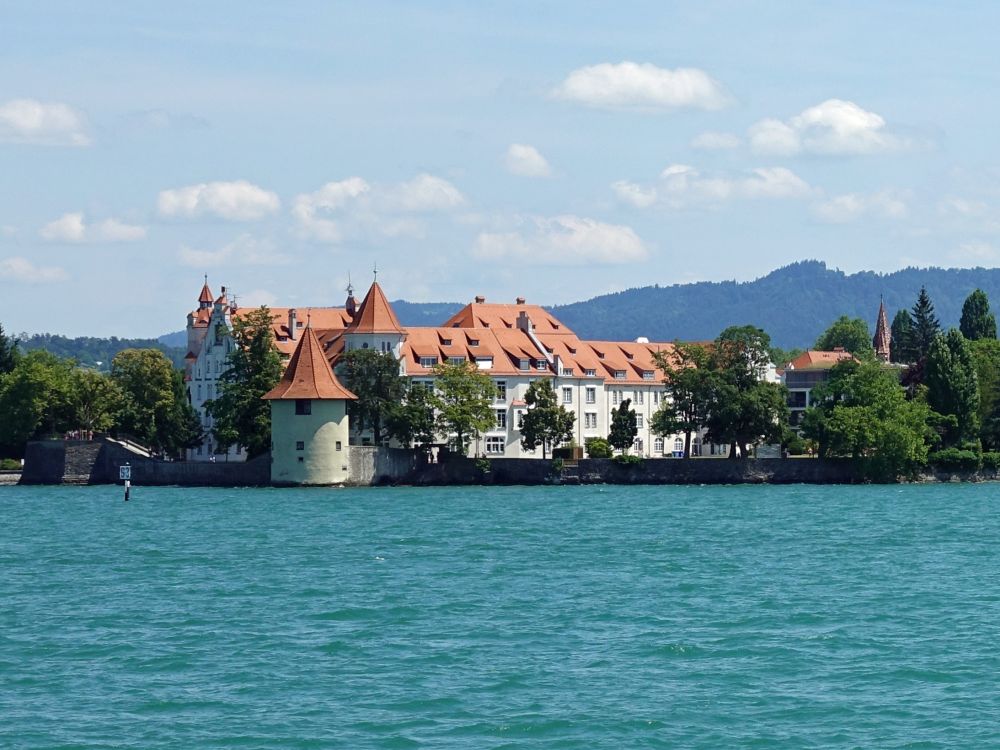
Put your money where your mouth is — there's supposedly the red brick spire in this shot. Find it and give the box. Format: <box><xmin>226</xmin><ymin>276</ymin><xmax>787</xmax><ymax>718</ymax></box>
<box><xmin>873</xmin><ymin>297</ymin><xmax>891</xmax><ymax>362</ymax></box>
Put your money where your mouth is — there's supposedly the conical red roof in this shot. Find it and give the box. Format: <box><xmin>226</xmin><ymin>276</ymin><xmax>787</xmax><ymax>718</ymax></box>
<box><xmin>264</xmin><ymin>326</ymin><xmax>357</xmax><ymax>400</ymax></box>
<box><xmin>346</xmin><ymin>281</ymin><xmax>405</xmax><ymax>334</ymax></box>
<box><xmin>199</xmin><ymin>280</ymin><xmax>214</xmax><ymax>304</ymax></box>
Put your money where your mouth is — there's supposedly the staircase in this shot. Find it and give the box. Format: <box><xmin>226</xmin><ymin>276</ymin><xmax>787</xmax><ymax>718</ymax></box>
<box><xmin>560</xmin><ymin>459</ymin><xmax>581</xmax><ymax>485</ymax></box>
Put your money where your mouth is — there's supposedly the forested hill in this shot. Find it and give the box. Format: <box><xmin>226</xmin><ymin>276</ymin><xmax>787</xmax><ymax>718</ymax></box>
<box><xmin>18</xmin><ymin>334</ymin><xmax>186</xmax><ymax>371</ymax></box>
<box><xmin>547</xmin><ymin>261</ymin><xmax>1000</xmax><ymax>349</ymax></box>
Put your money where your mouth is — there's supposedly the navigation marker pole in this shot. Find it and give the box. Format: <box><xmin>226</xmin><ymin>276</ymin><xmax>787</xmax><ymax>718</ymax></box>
<box><xmin>120</xmin><ymin>463</ymin><xmax>132</xmax><ymax>502</ymax></box>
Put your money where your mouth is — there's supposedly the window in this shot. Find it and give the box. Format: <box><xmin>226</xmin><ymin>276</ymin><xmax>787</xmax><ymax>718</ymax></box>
<box><xmin>469</xmin><ymin>339</ymin><xmax>480</xmax><ymax>347</ymax></box>
<box><xmin>585</xmin><ymin>412</ymin><xmax>597</xmax><ymax>429</ymax></box>
<box><xmin>643</xmin><ymin>371</ymin><xmax>655</xmax><ymax>380</ymax></box>
<box><xmin>614</xmin><ymin>370</ymin><xmax>627</xmax><ymax>379</ymax></box>
<box><xmin>362</xmin><ymin>342</ymin><xmax>369</xmax><ymax>349</ymax></box>
<box><xmin>516</xmin><ymin>410</ymin><xmax>525</xmax><ymax>429</ymax></box>
<box><xmin>196</xmin><ymin>445</ymin><xmax>202</xmax><ymax>455</ymax></box>
<box><xmin>442</xmin><ymin>338</ymin><xmax>452</xmax><ymax>346</ymax></box>
<box><xmin>419</xmin><ymin>356</ymin><xmax>437</xmax><ymax>367</ymax></box>
<box><xmin>336</xmin><ymin>441</ymin><xmax>342</xmax><ymax>451</ymax></box>
<box><xmin>197</xmin><ymin>385</ymin><xmax>202</xmax><ymax>400</ymax></box>
<box><xmin>449</xmin><ymin>356</ymin><xmax>465</xmax><ymax>365</ymax></box>
<box><xmin>653</xmin><ymin>391</ymin><xmax>660</xmax><ymax>405</ymax></box>
<box><xmin>636</xmin><ymin>415</ymin><xmax>643</xmax><ymax>429</ymax></box>
<box><xmin>634</xmin><ymin>438</ymin><xmax>643</xmax><ymax>453</ymax></box>
<box><xmin>295</xmin><ymin>399</ymin><xmax>311</xmax><ymax>415</ymax></box>
<box><xmin>495</xmin><ymin>409</ymin><xmax>507</xmax><ymax>430</ymax></box>
<box><xmin>674</xmin><ymin>437</ymin><xmax>684</xmax><ymax>452</ymax></box>
<box><xmin>585</xmin><ymin>369</ymin><xmax>597</xmax><ymax>377</ymax></box>
<box><xmin>496</xmin><ymin>381</ymin><xmax>507</xmax><ymax>401</ymax></box>
<box><xmin>298</xmin><ymin>456</ymin><xmax>304</xmax><ymax>463</ymax></box>
<box><xmin>654</xmin><ymin>437</ymin><xmax>664</xmax><ymax>454</ymax></box>
<box><xmin>381</xmin><ymin>341</ymin><xmax>390</xmax><ymax>353</ymax></box>
<box><xmin>485</xmin><ymin>436</ymin><xmax>505</xmax><ymax>454</ymax></box>
<box><xmin>636</xmin><ymin>390</ymin><xmax>644</xmax><ymax>405</ymax></box>
<box><xmin>535</xmin><ymin>359</ymin><xmax>547</xmax><ymax>370</ymax></box>
<box><xmin>585</xmin><ymin>387</ymin><xmax>596</xmax><ymax>404</ymax></box>
<box><xmin>562</xmin><ymin>387</ymin><xmax>572</xmax><ymax>404</ymax></box>
<box><xmin>520</xmin><ymin>359</ymin><xmax>530</xmax><ymax>371</ymax></box>
<box><xmin>296</xmin><ymin>441</ymin><xmax>305</xmax><ymax>451</ymax></box>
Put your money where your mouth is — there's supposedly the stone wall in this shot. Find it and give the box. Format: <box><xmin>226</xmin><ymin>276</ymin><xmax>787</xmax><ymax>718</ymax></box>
<box><xmin>347</xmin><ymin>446</ymin><xmax>427</xmax><ymax>486</ymax></box>
<box><xmin>21</xmin><ymin>439</ymin><xmax>270</xmax><ymax>487</ymax></box>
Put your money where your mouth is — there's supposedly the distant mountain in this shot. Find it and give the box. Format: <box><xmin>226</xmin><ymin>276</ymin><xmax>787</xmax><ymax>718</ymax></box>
<box><xmin>548</xmin><ymin>261</ymin><xmax>1000</xmax><ymax>348</ymax></box>
<box><xmin>158</xmin><ymin>330</ymin><xmax>187</xmax><ymax>348</ymax></box>
<box><xmin>392</xmin><ymin>300</ymin><xmax>464</xmax><ymax>326</ymax></box>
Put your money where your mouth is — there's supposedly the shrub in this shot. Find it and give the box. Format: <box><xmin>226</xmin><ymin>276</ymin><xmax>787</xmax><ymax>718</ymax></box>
<box><xmin>0</xmin><ymin>458</ymin><xmax>20</xmax><ymax>470</ymax></box>
<box><xmin>612</xmin><ymin>454</ymin><xmax>644</xmax><ymax>467</ymax></box>
<box><xmin>982</xmin><ymin>452</ymin><xmax>1000</xmax><ymax>471</ymax></box>
<box><xmin>784</xmin><ymin>433</ymin><xmax>806</xmax><ymax>456</ymax></box>
<box><xmin>551</xmin><ymin>457</ymin><xmax>564</xmax><ymax>474</ymax></box>
<box><xmin>928</xmin><ymin>448</ymin><xmax>982</xmax><ymax>473</ymax></box>
<box><xmin>585</xmin><ymin>437</ymin><xmax>612</xmax><ymax>458</ymax></box>
<box><xmin>474</xmin><ymin>457</ymin><xmax>491</xmax><ymax>474</ymax></box>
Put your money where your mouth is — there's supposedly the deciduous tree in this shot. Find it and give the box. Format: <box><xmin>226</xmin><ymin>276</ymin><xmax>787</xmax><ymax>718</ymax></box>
<box><xmin>0</xmin><ymin>323</ymin><xmax>19</xmax><ymax>374</ymax></box>
<box><xmin>69</xmin><ymin>369</ymin><xmax>122</xmax><ymax>435</ymax></box>
<box><xmin>205</xmin><ymin>307</ymin><xmax>282</xmax><ymax>458</ymax></box>
<box><xmin>0</xmin><ymin>351</ymin><xmax>74</xmax><ymax>456</ymax></box>
<box><xmin>386</xmin><ymin>382</ymin><xmax>436</xmax><ymax>449</ymax></box>
<box><xmin>651</xmin><ymin>342</ymin><xmax>714</xmax><ymax>458</ymax></box>
<box><xmin>814</xmin><ymin>316</ymin><xmax>874</xmax><ymax>358</ymax></box>
<box><xmin>608</xmin><ymin>398</ymin><xmax>638</xmax><ymax>454</ymax></box>
<box><xmin>519</xmin><ymin>380</ymin><xmax>575</xmax><ymax>458</ymax></box>
<box><xmin>341</xmin><ymin>349</ymin><xmax>406</xmax><ymax>444</ymax></box>
<box><xmin>430</xmin><ymin>360</ymin><xmax>495</xmax><ymax>454</ymax></box>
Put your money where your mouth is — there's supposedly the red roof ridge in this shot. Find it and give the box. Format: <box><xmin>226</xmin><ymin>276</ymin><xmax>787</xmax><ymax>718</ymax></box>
<box><xmin>264</xmin><ymin>326</ymin><xmax>357</xmax><ymax>400</ymax></box>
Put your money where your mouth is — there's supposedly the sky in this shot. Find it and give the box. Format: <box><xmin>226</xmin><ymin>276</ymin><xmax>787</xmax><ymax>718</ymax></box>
<box><xmin>2</xmin><ymin>1</ymin><xmax>1000</xmax><ymax>337</ymax></box>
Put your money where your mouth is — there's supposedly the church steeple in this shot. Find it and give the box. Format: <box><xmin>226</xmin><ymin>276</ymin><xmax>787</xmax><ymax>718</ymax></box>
<box><xmin>873</xmin><ymin>296</ymin><xmax>891</xmax><ymax>362</ymax></box>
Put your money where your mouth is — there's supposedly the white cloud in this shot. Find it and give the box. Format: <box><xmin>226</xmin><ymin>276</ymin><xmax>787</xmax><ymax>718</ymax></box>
<box><xmin>178</xmin><ymin>234</ymin><xmax>288</xmax><ymax>268</ymax></box>
<box><xmin>292</xmin><ymin>177</ymin><xmax>370</xmax><ymax>242</ymax></box>
<box><xmin>0</xmin><ymin>256</ymin><xmax>68</xmax><ymax>283</ymax></box>
<box><xmin>292</xmin><ymin>174</ymin><xmax>463</xmax><ymax>243</ymax></box>
<box><xmin>387</xmin><ymin>174</ymin><xmax>465</xmax><ymax>211</ymax></box>
<box><xmin>750</xmin><ymin>99</ymin><xmax>908</xmax><ymax>156</ymax></box>
<box><xmin>158</xmin><ymin>180</ymin><xmax>280</xmax><ymax>221</ymax></box>
<box><xmin>473</xmin><ymin>215</ymin><xmax>647</xmax><ymax>265</ymax></box>
<box><xmin>39</xmin><ymin>212</ymin><xmax>146</xmax><ymax>243</ymax></box>
<box><xmin>938</xmin><ymin>197</ymin><xmax>989</xmax><ymax>217</ymax></box>
<box><xmin>553</xmin><ymin>61</ymin><xmax>730</xmax><ymax>111</ymax></box>
<box><xmin>0</xmin><ymin>98</ymin><xmax>90</xmax><ymax>146</ymax></box>
<box><xmin>505</xmin><ymin>144</ymin><xmax>552</xmax><ymax>177</ymax></box>
<box><xmin>611</xmin><ymin>180</ymin><xmax>658</xmax><ymax>208</ymax></box>
<box><xmin>617</xmin><ymin>165</ymin><xmax>813</xmax><ymax>209</ymax></box>
<box><xmin>812</xmin><ymin>190</ymin><xmax>908</xmax><ymax>223</ymax></box>
<box><xmin>691</xmin><ymin>131</ymin><xmax>741</xmax><ymax>150</ymax></box>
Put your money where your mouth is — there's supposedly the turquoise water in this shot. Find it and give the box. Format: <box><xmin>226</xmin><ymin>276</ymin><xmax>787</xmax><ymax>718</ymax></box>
<box><xmin>2</xmin><ymin>484</ymin><xmax>1000</xmax><ymax>748</ymax></box>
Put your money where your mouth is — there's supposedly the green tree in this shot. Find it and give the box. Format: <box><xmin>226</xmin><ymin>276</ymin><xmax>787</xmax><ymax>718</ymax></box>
<box><xmin>430</xmin><ymin>360</ymin><xmax>495</xmax><ymax>454</ymax></box>
<box><xmin>341</xmin><ymin>349</ymin><xmax>406</xmax><ymax>444</ymax></box>
<box><xmin>890</xmin><ymin>308</ymin><xmax>915</xmax><ymax>364</ymax></box>
<box><xmin>112</xmin><ymin>348</ymin><xmax>201</xmax><ymax>457</ymax></box>
<box><xmin>386</xmin><ymin>382</ymin><xmax>436</xmax><ymax>449</ymax></box>
<box><xmin>651</xmin><ymin>342</ymin><xmax>715</xmax><ymax>458</ymax></box>
<box><xmin>705</xmin><ymin>325</ymin><xmax>788</xmax><ymax>458</ymax></box>
<box><xmin>910</xmin><ymin>286</ymin><xmax>941</xmax><ymax>362</ymax></box>
<box><xmin>519</xmin><ymin>380</ymin><xmax>575</xmax><ymax>458</ymax></box>
<box><xmin>959</xmin><ymin>289</ymin><xmax>997</xmax><ymax>341</ymax></box>
<box><xmin>69</xmin><ymin>369</ymin><xmax>122</xmax><ymax>435</ymax></box>
<box><xmin>814</xmin><ymin>316</ymin><xmax>874</xmax><ymax>358</ymax></box>
<box><xmin>802</xmin><ymin>360</ymin><xmax>939</xmax><ymax>481</ymax></box>
<box><xmin>584</xmin><ymin>437</ymin><xmax>612</xmax><ymax>458</ymax></box>
<box><xmin>0</xmin><ymin>351</ymin><xmax>74</xmax><ymax>456</ymax></box>
<box><xmin>925</xmin><ymin>329</ymin><xmax>980</xmax><ymax>447</ymax></box>
<box><xmin>0</xmin><ymin>323</ymin><xmax>19</xmax><ymax>374</ymax></box>
<box><xmin>608</xmin><ymin>398</ymin><xmax>638</xmax><ymax>454</ymax></box>
<box><xmin>205</xmin><ymin>307</ymin><xmax>282</xmax><ymax>458</ymax></box>
<box><xmin>970</xmin><ymin>338</ymin><xmax>1000</xmax><ymax>449</ymax></box>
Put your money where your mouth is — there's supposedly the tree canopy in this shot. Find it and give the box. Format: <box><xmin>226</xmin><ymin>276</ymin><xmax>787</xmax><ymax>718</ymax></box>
<box><xmin>910</xmin><ymin>286</ymin><xmax>941</xmax><ymax>362</ymax></box>
<box><xmin>925</xmin><ymin>329</ymin><xmax>980</xmax><ymax>447</ymax></box>
<box><xmin>519</xmin><ymin>380</ymin><xmax>575</xmax><ymax>458</ymax></box>
<box><xmin>430</xmin><ymin>360</ymin><xmax>495</xmax><ymax>454</ymax></box>
<box><xmin>385</xmin><ymin>381</ymin><xmax>436</xmax><ymax>449</ymax></box>
<box><xmin>814</xmin><ymin>316</ymin><xmax>874</xmax><ymax>358</ymax></box>
<box><xmin>0</xmin><ymin>350</ymin><xmax>74</xmax><ymax>456</ymax></box>
<box><xmin>959</xmin><ymin>289</ymin><xmax>997</xmax><ymax>341</ymax></box>
<box><xmin>341</xmin><ymin>349</ymin><xmax>406</xmax><ymax>444</ymax></box>
<box><xmin>0</xmin><ymin>323</ymin><xmax>19</xmax><ymax>374</ymax></box>
<box><xmin>651</xmin><ymin>342</ymin><xmax>714</xmax><ymax>458</ymax></box>
<box><xmin>205</xmin><ymin>307</ymin><xmax>283</xmax><ymax>458</ymax></box>
<box><xmin>608</xmin><ymin>398</ymin><xmax>638</xmax><ymax>454</ymax></box>
<box><xmin>890</xmin><ymin>309</ymin><xmax>915</xmax><ymax>364</ymax></box>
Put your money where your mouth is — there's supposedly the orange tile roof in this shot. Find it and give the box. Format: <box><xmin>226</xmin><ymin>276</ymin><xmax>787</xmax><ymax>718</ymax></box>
<box><xmin>264</xmin><ymin>326</ymin><xmax>356</xmax><ymax>401</ymax></box>
<box><xmin>346</xmin><ymin>281</ymin><xmax>405</xmax><ymax>334</ymax></box>
<box><xmin>443</xmin><ymin>300</ymin><xmax>574</xmax><ymax>335</ymax></box>
<box><xmin>787</xmin><ymin>350</ymin><xmax>856</xmax><ymax>370</ymax></box>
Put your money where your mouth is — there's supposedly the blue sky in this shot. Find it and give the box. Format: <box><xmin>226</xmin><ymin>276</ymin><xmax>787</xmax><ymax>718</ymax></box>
<box><xmin>2</xmin><ymin>1</ymin><xmax>1000</xmax><ymax>336</ymax></box>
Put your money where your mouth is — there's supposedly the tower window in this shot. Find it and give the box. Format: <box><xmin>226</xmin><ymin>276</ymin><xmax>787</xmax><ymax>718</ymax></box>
<box><xmin>295</xmin><ymin>399</ymin><xmax>312</xmax><ymax>415</ymax></box>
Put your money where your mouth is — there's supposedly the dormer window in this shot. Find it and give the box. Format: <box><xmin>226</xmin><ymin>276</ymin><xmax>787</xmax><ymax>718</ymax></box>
<box><xmin>535</xmin><ymin>359</ymin><xmax>547</xmax><ymax>370</ymax></box>
<box><xmin>643</xmin><ymin>371</ymin><xmax>655</xmax><ymax>380</ymax></box>
<box><xmin>469</xmin><ymin>339</ymin><xmax>480</xmax><ymax>347</ymax></box>
<box><xmin>442</xmin><ymin>338</ymin><xmax>452</xmax><ymax>346</ymax></box>
<box><xmin>585</xmin><ymin>369</ymin><xmax>596</xmax><ymax>377</ymax></box>
<box><xmin>519</xmin><ymin>359</ymin><xmax>530</xmax><ymax>371</ymax></box>
<box><xmin>614</xmin><ymin>370</ymin><xmax>627</xmax><ymax>379</ymax></box>
<box><xmin>449</xmin><ymin>356</ymin><xmax>465</xmax><ymax>365</ymax></box>
<box><xmin>419</xmin><ymin>356</ymin><xmax>437</xmax><ymax>367</ymax></box>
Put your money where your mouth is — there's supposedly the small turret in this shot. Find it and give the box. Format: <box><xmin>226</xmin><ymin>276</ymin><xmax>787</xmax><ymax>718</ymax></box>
<box><xmin>198</xmin><ymin>275</ymin><xmax>213</xmax><ymax>309</ymax></box>
<box><xmin>345</xmin><ymin>280</ymin><xmax>357</xmax><ymax>320</ymax></box>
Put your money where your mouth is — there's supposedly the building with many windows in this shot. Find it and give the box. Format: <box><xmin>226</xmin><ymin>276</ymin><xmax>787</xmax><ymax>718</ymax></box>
<box><xmin>185</xmin><ymin>278</ymin><xmax>729</xmax><ymax>460</ymax></box>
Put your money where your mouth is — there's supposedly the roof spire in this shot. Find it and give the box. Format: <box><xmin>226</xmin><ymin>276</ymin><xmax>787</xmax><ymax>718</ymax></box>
<box><xmin>373</xmin><ymin>262</ymin><xmax>378</xmax><ymax>282</ymax></box>
<box><xmin>873</xmin><ymin>295</ymin><xmax>891</xmax><ymax>363</ymax></box>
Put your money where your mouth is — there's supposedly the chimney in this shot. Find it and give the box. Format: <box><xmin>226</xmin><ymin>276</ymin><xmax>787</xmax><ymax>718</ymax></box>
<box><xmin>516</xmin><ymin>296</ymin><xmax>525</xmax><ymax>304</ymax></box>
<box><xmin>516</xmin><ymin>310</ymin><xmax>532</xmax><ymax>332</ymax></box>
<box><xmin>474</xmin><ymin>295</ymin><xmax>486</xmax><ymax>304</ymax></box>
<box><xmin>288</xmin><ymin>308</ymin><xmax>298</xmax><ymax>340</ymax></box>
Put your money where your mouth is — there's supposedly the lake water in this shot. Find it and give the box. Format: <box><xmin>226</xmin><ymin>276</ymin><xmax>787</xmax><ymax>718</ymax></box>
<box><xmin>2</xmin><ymin>483</ymin><xmax>1000</xmax><ymax>748</ymax></box>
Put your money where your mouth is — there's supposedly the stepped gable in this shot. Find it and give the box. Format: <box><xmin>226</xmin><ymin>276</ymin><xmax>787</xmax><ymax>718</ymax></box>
<box><xmin>264</xmin><ymin>325</ymin><xmax>356</xmax><ymax>401</ymax></box>
<box><xmin>873</xmin><ymin>297</ymin><xmax>891</xmax><ymax>362</ymax></box>
<box><xmin>346</xmin><ymin>281</ymin><xmax>405</xmax><ymax>334</ymax></box>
